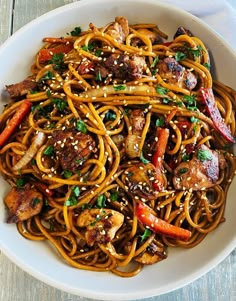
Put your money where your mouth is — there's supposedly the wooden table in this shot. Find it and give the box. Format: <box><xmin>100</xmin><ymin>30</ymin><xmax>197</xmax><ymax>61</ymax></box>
<box><xmin>0</xmin><ymin>1</ymin><xmax>236</xmax><ymax>300</ymax></box>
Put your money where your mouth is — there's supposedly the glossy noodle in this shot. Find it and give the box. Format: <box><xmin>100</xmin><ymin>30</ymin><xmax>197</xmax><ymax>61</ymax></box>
<box><xmin>0</xmin><ymin>17</ymin><xmax>235</xmax><ymax>277</ymax></box>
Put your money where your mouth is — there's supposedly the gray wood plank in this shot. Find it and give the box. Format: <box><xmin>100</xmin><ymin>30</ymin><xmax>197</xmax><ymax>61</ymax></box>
<box><xmin>1</xmin><ymin>0</ymin><xmax>236</xmax><ymax>301</ymax></box>
<box><xmin>12</xmin><ymin>0</ymin><xmax>77</xmax><ymax>33</ymax></box>
<box><xmin>0</xmin><ymin>0</ymin><xmax>13</xmax><ymax>44</ymax></box>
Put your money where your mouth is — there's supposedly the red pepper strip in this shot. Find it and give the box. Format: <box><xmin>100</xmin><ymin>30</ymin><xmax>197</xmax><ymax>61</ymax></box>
<box><xmin>200</xmin><ymin>87</ymin><xmax>235</xmax><ymax>143</ymax></box>
<box><xmin>165</xmin><ymin>108</ymin><xmax>178</xmax><ymax>124</ymax></box>
<box><xmin>42</xmin><ymin>37</ymin><xmax>73</xmax><ymax>44</ymax></box>
<box><xmin>38</xmin><ymin>44</ymin><xmax>73</xmax><ymax>63</ymax></box>
<box><xmin>152</xmin><ymin>128</ymin><xmax>169</xmax><ymax>191</ymax></box>
<box><xmin>136</xmin><ymin>201</ymin><xmax>192</xmax><ymax>241</ymax></box>
<box><xmin>0</xmin><ymin>100</ymin><xmax>32</xmax><ymax>149</ymax></box>
<box><xmin>32</xmin><ymin>182</ymin><xmax>54</xmax><ymax>197</ymax></box>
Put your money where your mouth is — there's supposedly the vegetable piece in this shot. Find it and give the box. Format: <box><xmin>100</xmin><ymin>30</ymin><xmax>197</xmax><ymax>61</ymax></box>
<box><xmin>32</xmin><ymin>182</ymin><xmax>54</xmax><ymax>197</ymax></box>
<box><xmin>0</xmin><ymin>100</ymin><xmax>32</xmax><ymax>149</ymax></box>
<box><xmin>38</xmin><ymin>44</ymin><xmax>73</xmax><ymax>63</ymax></box>
<box><xmin>200</xmin><ymin>87</ymin><xmax>235</xmax><ymax>143</ymax></box>
<box><xmin>152</xmin><ymin>127</ymin><xmax>169</xmax><ymax>191</ymax></box>
<box><xmin>136</xmin><ymin>201</ymin><xmax>191</xmax><ymax>241</ymax></box>
<box><xmin>13</xmin><ymin>132</ymin><xmax>45</xmax><ymax>171</ymax></box>
<box><xmin>42</xmin><ymin>37</ymin><xmax>73</xmax><ymax>44</ymax></box>
<box><xmin>152</xmin><ymin>128</ymin><xmax>169</xmax><ymax>167</ymax></box>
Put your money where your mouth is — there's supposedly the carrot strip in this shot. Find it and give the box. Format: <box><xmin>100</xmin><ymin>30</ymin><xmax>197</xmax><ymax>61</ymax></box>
<box><xmin>151</xmin><ymin>127</ymin><xmax>169</xmax><ymax>191</ymax></box>
<box><xmin>38</xmin><ymin>44</ymin><xmax>73</xmax><ymax>63</ymax></box>
<box><xmin>0</xmin><ymin>100</ymin><xmax>32</xmax><ymax>149</ymax></box>
<box><xmin>152</xmin><ymin>127</ymin><xmax>169</xmax><ymax>166</ymax></box>
<box><xmin>42</xmin><ymin>37</ymin><xmax>73</xmax><ymax>44</ymax></box>
<box><xmin>136</xmin><ymin>201</ymin><xmax>191</xmax><ymax>241</ymax></box>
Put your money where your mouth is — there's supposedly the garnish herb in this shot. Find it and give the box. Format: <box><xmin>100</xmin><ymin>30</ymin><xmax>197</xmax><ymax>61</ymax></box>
<box><xmin>140</xmin><ymin>151</ymin><xmax>150</xmax><ymax>164</ymax></box>
<box><xmin>182</xmin><ymin>153</ymin><xmax>190</xmax><ymax>162</ymax></box>
<box><xmin>76</xmin><ymin>119</ymin><xmax>87</xmax><ymax>133</ymax></box>
<box><xmin>140</xmin><ymin>228</ymin><xmax>152</xmax><ymax>242</ymax></box>
<box><xmin>113</xmin><ymin>85</ymin><xmax>126</xmax><ymax>91</ymax></box>
<box><xmin>155</xmin><ymin>117</ymin><xmax>165</xmax><ymax>127</ymax></box>
<box><xmin>72</xmin><ymin>186</ymin><xmax>80</xmax><ymax>197</ymax></box>
<box><xmin>16</xmin><ymin>177</ymin><xmax>28</xmax><ymax>188</ymax></box>
<box><xmin>162</xmin><ymin>98</ymin><xmax>171</xmax><ymax>104</ymax></box>
<box><xmin>46</xmin><ymin>89</ymin><xmax>51</xmax><ymax>97</ymax></box>
<box><xmin>187</xmin><ymin>45</ymin><xmax>203</xmax><ymax>59</ymax></box>
<box><xmin>95</xmin><ymin>70</ymin><xmax>102</xmax><ymax>81</ymax></box>
<box><xmin>64</xmin><ymin>197</ymin><xmax>77</xmax><ymax>207</ymax></box>
<box><xmin>49</xmin><ymin>53</ymin><xmax>65</xmax><ymax>70</ymax></box>
<box><xmin>110</xmin><ymin>191</ymin><xmax>119</xmax><ymax>202</ymax></box>
<box><xmin>197</xmin><ymin>149</ymin><xmax>213</xmax><ymax>161</ymax></box>
<box><xmin>203</xmin><ymin>62</ymin><xmax>211</xmax><ymax>69</ymax></box>
<box><xmin>63</xmin><ymin>170</ymin><xmax>73</xmax><ymax>178</ymax></box>
<box><xmin>150</xmin><ymin>56</ymin><xmax>159</xmax><ymax>68</ymax></box>
<box><xmin>179</xmin><ymin>168</ymin><xmax>188</xmax><ymax>174</ymax></box>
<box><xmin>175</xmin><ymin>51</ymin><xmax>187</xmax><ymax>62</ymax></box>
<box><xmin>75</xmin><ymin>158</ymin><xmax>84</xmax><ymax>165</ymax></box>
<box><xmin>105</xmin><ymin>110</ymin><xmax>117</xmax><ymax>121</ymax></box>
<box><xmin>156</xmin><ymin>86</ymin><xmax>169</xmax><ymax>95</ymax></box>
<box><xmin>81</xmin><ymin>42</ymin><xmax>97</xmax><ymax>52</ymax></box>
<box><xmin>43</xmin><ymin>145</ymin><xmax>54</xmax><ymax>156</ymax></box>
<box><xmin>70</xmin><ymin>26</ymin><xmax>82</xmax><ymax>36</ymax></box>
<box><xmin>183</xmin><ymin>95</ymin><xmax>197</xmax><ymax>111</ymax></box>
<box><xmin>38</xmin><ymin>71</ymin><xmax>54</xmax><ymax>82</ymax></box>
<box><xmin>176</xmin><ymin>101</ymin><xmax>184</xmax><ymax>107</ymax></box>
<box><xmin>65</xmin><ymin>185</ymin><xmax>80</xmax><ymax>207</ymax></box>
<box><xmin>51</xmin><ymin>98</ymin><xmax>67</xmax><ymax>111</ymax></box>
<box><xmin>190</xmin><ymin>116</ymin><xmax>199</xmax><ymax>123</ymax></box>
<box><xmin>32</xmin><ymin>198</ymin><xmax>41</xmax><ymax>206</ymax></box>
<box><xmin>95</xmin><ymin>49</ymin><xmax>102</xmax><ymax>57</ymax></box>
<box><xmin>96</xmin><ymin>194</ymin><xmax>106</xmax><ymax>208</ymax></box>
<box><xmin>31</xmin><ymin>104</ymin><xmax>53</xmax><ymax>119</ymax></box>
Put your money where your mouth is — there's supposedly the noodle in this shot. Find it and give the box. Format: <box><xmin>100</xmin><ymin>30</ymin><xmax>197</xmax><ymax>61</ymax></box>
<box><xmin>0</xmin><ymin>17</ymin><xmax>235</xmax><ymax>277</ymax></box>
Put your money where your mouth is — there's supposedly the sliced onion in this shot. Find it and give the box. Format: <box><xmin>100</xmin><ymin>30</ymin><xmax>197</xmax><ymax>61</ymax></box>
<box><xmin>125</xmin><ymin>133</ymin><xmax>142</xmax><ymax>159</ymax></box>
<box><xmin>13</xmin><ymin>132</ymin><xmax>46</xmax><ymax>171</ymax></box>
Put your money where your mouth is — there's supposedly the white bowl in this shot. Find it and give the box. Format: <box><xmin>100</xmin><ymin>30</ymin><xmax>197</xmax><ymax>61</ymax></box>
<box><xmin>0</xmin><ymin>0</ymin><xmax>235</xmax><ymax>300</ymax></box>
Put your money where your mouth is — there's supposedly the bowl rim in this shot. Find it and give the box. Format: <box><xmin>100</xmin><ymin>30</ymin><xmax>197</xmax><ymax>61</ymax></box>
<box><xmin>0</xmin><ymin>0</ymin><xmax>236</xmax><ymax>300</ymax></box>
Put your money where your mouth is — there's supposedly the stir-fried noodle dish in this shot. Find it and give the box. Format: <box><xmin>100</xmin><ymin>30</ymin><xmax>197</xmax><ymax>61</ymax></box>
<box><xmin>0</xmin><ymin>17</ymin><xmax>235</xmax><ymax>277</ymax></box>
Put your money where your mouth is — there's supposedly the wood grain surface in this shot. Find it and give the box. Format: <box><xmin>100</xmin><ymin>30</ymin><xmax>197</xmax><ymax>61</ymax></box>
<box><xmin>0</xmin><ymin>1</ymin><xmax>236</xmax><ymax>300</ymax></box>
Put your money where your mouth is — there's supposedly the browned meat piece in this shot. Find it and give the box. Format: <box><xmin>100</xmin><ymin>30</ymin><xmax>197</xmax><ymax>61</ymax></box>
<box><xmin>4</xmin><ymin>185</ymin><xmax>43</xmax><ymax>223</ymax></box>
<box><xmin>174</xmin><ymin>26</ymin><xmax>193</xmax><ymax>39</ymax></box>
<box><xmin>157</xmin><ymin>57</ymin><xmax>197</xmax><ymax>90</ymax></box>
<box><xmin>77</xmin><ymin>208</ymin><xmax>124</xmax><ymax>246</ymax></box>
<box><xmin>105</xmin><ymin>16</ymin><xmax>129</xmax><ymax>43</ymax></box>
<box><xmin>77</xmin><ymin>59</ymin><xmax>95</xmax><ymax>75</ymax></box>
<box><xmin>122</xmin><ymin>163</ymin><xmax>160</xmax><ymax>200</ymax></box>
<box><xmin>135</xmin><ymin>242</ymin><xmax>167</xmax><ymax>265</ymax></box>
<box><xmin>95</xmin><ymin>54</ymin><xmax>146</xmax><ymax>82</ymax></box>
<box><xmin>50</xmin><ymin>128</ymin><xmax>95</xmax><ymax>173</ymax></box>
<box><xmin>125</xmin><ymin>109</ymin><xmax>145</xmax><ymax>158</ymax></box>
<box><xmin>130</xmin><ymin>109</ymin><xmax>145</xmax><ymax>134</ymax></box>
<box><xmin>173</xmin><ymin>144</ymin><xmax>223</xmax><ymax>190</ymax></box>
<box><xmin>131</xmin><ymin>28</ymin><xmax>160</xmax><ymax>47</ymax></box>
<box><xmin>6</xmin><ymin>76</ymin><xmax>37</xmax><ymax>98</ymax></box>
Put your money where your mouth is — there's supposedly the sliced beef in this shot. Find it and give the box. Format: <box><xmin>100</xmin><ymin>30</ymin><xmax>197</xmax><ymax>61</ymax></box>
<box><xmin>105</xmin><ymin>16</ymin><xmax>129</xmax><ymax>44</ymax></box>
<box><xmin>50</xmin><ymin>128</ymin><xmax>95</xmax><ymax>173</ymax></box>
<box><xmin>6</xmin><ymin>76</ymin><xmax>37</xmax><ymax>98</ymax></box>
<box><xmin>173</xmin><ymin>144</ymin><xmax>224</xmax><ymax>191</ymax></box>
<box><xmin>95</xmin><ymin>54</ymin><xmax>146</xmax><ymax>81</ymax></box>
<box><xmin>77</xmin><ymin>208</ymin><xmax>124</xmax><ymax>246</ymax></box>
<box><xmin>157</xmin><ymin>57</ymin><xmax>197</xmax><ymax>90</ymax></box>
<box><xmin>4</xmin><ymin>184</ymin><xmax>43</xmax><ymax>223</ymax></box>
<box><xmin>173</xmin><ymin>26</ymin><xmax>193</xmax><ymax>39</ymax></box>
